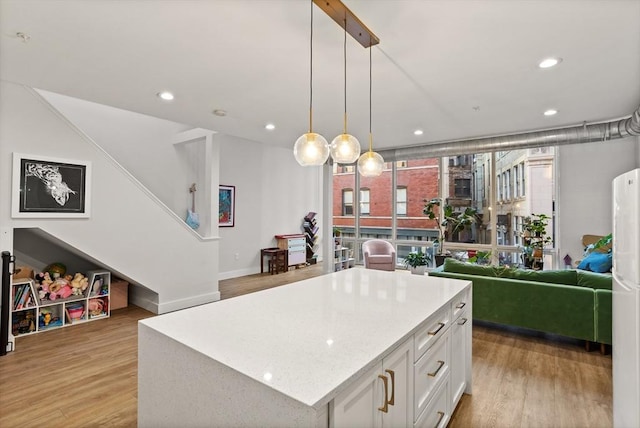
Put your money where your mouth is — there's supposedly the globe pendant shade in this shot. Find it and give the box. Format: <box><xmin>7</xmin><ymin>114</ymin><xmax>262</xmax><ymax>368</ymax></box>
<box><xmin>294</xmin><ymin>132</ymin><xmax>330</xmax><ymax>166</ymax></box>
<box><xmin>330</xmin><ymin>133</ymin><xmax>361</xmax><ymax>164</ymax></box>
<box><xmin>357</xmin><ymin>151</ymin><xmax>384</xmax><ymax>177</ymax></box>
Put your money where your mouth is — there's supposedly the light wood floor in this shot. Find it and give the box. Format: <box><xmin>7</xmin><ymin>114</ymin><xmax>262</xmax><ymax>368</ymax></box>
<box><xmin>0</xmin><ymin>265</ymin><xmax>612</xmax><ymax>427</ymax></box>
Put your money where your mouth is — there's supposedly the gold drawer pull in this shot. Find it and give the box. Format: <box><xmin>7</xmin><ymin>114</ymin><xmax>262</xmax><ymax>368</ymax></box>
<box><xmin>434</xmin><ymin>410</ymin><xmax>445</xmax><ymax>427</ymax></box>
<box><xmin>428</xmin><ymin>322</ymin><xmax>445</xmax><ymax>336</ymax></box>
<box><xmin>458</xmin><ymin>317</ymin><xmax>468</xmax><ymax>325</ymax></box>
<box><xmin>428</xmin><ymin>360</ymin><xmax>445</xmax><ymax>377</ymax></box>
<box><xmin>455</xmin><ymin>302</ymin><xmax>466</xmax><ymax>309</ymax></box>
<box><xmin>378</xmin><ymin>374</ymin><xmax>389</xmax><ymax>413</ymax></box>
<box><xmin>385</xmin><ymin>369</ymin><xmax>395</xmax><ymax>406</ymax></box>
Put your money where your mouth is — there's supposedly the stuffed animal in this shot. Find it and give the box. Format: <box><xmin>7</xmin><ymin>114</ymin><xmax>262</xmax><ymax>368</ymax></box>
<box><xmin>48</xmin><ymin>278</ymin><xmax>72</xmax><ymax>300</ymax></box>
<box><xmin>70</xmin><ymin>273</ymin><xmax>89</xmax><ymax>296</ymax></box>
<box><xmin>35</xmin><ymin>272</ymin><xmax>54</xmax><ymax>301</ymax></box>
<box><xmin>88</xmin><ymin>299</ymin><xmax>105</xmax><ymax>316</ymax></box>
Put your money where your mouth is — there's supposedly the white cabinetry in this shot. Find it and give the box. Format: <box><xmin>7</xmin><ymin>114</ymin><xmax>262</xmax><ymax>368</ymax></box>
<box><xmin>333</xmin><ymin>339</ymin><xmax>413</xmax><ymax>428</ymax></box>
<box><xmin>450</xmin><ymin>288</ymin><xmax>472</xmax><ymax>409</ymax></box>
<box><xmin>276</xmin><ymin>234</ymin><xmax>307</xmax><ymax>267</ymax></box>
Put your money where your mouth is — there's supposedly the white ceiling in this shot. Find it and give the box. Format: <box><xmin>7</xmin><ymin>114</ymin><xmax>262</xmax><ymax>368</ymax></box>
<box><xmin>1</xmin><ymin>0</ymin><xmax>639</xmax><ymax>151</ymax></box>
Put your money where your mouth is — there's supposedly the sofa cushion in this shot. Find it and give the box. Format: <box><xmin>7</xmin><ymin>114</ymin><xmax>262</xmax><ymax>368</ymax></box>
<box><xmin>577</xmin><ymin>252</ymin><xmax>612</xmax><ymax>273</ymax></box>
<box><xmin>512</xmin><ymin>269</ymin><xmax>577</xmax><ymax>285</ymax></box>
<box><xmin>368</xmin><ymin>255</ymin><xmax>393</xmax><ymax>263</ymax></box>
<box><xmin>443</xmin><ymin>258</ymin><xmax>577</xmax><ymax>284</ymax></box>
<box><xmin>576</xmin><ymin>270</ymin><xmax>612</xmax><ymax>290</ymax></box>
<box><xmin>442</xmin><ymin>258</ymin><xmax>498</xmax><ymax>277</ymax></box>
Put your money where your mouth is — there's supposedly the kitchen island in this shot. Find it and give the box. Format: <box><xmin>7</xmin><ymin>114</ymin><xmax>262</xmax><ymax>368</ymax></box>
<box><xmin>138</xmin><ymin>268</ymin><xmax>472</xmax><ymax>427</ymax></box>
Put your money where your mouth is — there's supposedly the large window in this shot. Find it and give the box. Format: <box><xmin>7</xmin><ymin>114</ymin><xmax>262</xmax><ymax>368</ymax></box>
<box><xmin>360</xmin><ymin>189</ymin><xmax>370</xmax><ymax>216</ymax></box>
<box><xmin>332</xmin><ymin>148</ymin><xmax>555</xmax><ymax>269</ymax></box>
<box><xmin>342</xmin><ymin>189</ymin><xmax>353</xmax><ymax>216</ymax></box>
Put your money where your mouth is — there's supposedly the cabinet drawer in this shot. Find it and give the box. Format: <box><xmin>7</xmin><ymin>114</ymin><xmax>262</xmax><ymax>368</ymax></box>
<box><xmin>414</xmin><ymin>331</ymin><xmax>450</xmax><ymax>420</ymax></box>
<box><xmin>451</xmin><ymin>288</ymin><xmax>471</xmax><ymax>321</ymax></box>
<box><xmin>414</xmin><ymin>375</ymin><xmax>450</xmax><ymax>428</ymax></box>
<box><xmin>288</xmin><ymin>238</ymin><xmax>306</xmax><ymax>248</ymax></box>
<box><xmin>414</xmin><ymin>306</ymin><xmax>451</xmax><ymax>362</ymax></box>
<box><xmin>288</xmin><ymin>251</ymin><xmax>306</xmax><ymax>265</ymax></box>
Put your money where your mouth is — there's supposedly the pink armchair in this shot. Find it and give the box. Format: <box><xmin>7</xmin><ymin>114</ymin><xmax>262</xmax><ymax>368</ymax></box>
<box><xmin>362</xmin><ymin>239</ymin><xmax>396</xmax><ymax>271</ymax></box>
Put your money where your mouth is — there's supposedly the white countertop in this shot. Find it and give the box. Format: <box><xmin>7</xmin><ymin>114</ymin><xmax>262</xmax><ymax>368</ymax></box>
<box><xmin>139</xmin><ymin>268</ymin><xmax>470</xmax><ymax>409</ymax></box>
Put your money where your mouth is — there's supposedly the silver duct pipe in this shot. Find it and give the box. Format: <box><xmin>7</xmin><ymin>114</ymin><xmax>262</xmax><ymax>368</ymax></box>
<box><xmin>378</xmin><ymin>104</ymin><xmax>640</xmax><ymax>161</ymax></box>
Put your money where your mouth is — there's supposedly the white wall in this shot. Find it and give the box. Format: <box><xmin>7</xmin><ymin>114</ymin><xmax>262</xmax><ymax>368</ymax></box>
<box><xmin>218</xmin><ymin>134</ymin><xmax>324</xmax><ymax>279</ymax></box>
<box><xmin>36</xmin><ymin>89</ymin><xmax>193</xmax><ymax>215</ymax></box>
<box><xmin>0</xmin><ymin>81</ymin><xmax>220</xmax><ymax>314</ymax></box>
<box><xmin>557</xmin><ymin>136</ymin><xmax>638</xmax><ymax>266</ymax></box>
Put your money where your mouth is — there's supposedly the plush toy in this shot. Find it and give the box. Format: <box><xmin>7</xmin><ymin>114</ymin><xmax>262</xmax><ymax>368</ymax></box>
<box><xmin>35</xmin><ymin>272</ymin><xmax>54</xmax><ymax>301</ymax></box>
<box><xmin>70</xmin><ymin>273</ymin><xmax>89</xmax><ymax>296</ymax></box>
<box><xmin>48</xmin><ymin>278</ymin><xmax>72</xmax><ymax>300</ymax></box>
<box><xmin>88</xmin><ymin>299</ymin><xmax>105</xmax><ymax>316</ymax></box>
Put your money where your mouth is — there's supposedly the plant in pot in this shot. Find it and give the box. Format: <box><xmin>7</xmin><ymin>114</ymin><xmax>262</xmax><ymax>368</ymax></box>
<box><xmin>520</xmin><ymin>213</ymin><xmax>552</xmax><ymax>270</ymax></box>
<box><xmin>402</xmin><ymin>251</ymin><xmax>431</xmax><ymax>275</ymax></box>
<box><xmin>423</xmin><ymin>198</ymin><xmax>479</xmax><ymax>266</ymax></box>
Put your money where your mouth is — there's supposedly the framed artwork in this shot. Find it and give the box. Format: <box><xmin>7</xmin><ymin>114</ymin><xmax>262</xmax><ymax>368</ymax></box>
<box><xmin>219</xmin><ymin>185</ymin><xmax>235</xmax><ymax>227</ymax></box>
<box><xmin>11</xmin><ymin>153</ymin><xmax>91</xmax><ymax>218</ymax></box>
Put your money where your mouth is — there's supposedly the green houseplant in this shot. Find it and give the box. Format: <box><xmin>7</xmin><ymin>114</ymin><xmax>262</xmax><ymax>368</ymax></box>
<box><xmin>520</xmin><ymin>213</ymin><xmax>552</xmax><ymax>270</ymax></box>
<box><xmin>402</xmin><ymin>251</ymin><xmax>431</xmax><ymax>275</ymax></box>
<box><xmin>423</xmin><ymin>198</ymin><xmax>479</xmax><ymax>264</ymax></box>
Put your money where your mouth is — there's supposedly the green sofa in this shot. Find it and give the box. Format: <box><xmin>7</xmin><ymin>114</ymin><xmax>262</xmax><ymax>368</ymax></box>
<box><xmin>429</xmin><ymin>258</ymin><xmax>612</xmax><ymax>345</ymax></box>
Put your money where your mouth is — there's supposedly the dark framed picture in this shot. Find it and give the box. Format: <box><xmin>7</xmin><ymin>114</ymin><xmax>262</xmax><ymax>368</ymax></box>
<box><xmin>219</xmin><ymin>185</ymin><xmax>235</xmax><ymax>227</ymax></box>
<box><xmin>11</xmin><ymin>153</ymin><xmax>92</xmax><ymax>218</ymax></box>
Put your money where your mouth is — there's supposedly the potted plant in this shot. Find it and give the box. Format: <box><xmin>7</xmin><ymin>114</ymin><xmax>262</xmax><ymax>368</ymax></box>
<box><xmin>423</xmin><ymin>198</ymin><xmax>479</xmax><ymax>266</ymax></box>
<box><xmin>520</xmin><ymin>213</ymin><xmax>552</xmax><ymax>270</ymax></box>
<box><xmin>402</xmin><ymin>251</ymin><xmax>431</xmax><ymax>275</ymax></box>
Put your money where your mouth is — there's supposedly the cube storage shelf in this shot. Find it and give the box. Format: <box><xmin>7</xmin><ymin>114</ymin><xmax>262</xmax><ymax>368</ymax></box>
<box><xmin>10</xmin><ymin>270</ymin><xmax>111</xmax><ymax>337</ymax></box>
<box><xmin>334</xmin><ymin>236</ymin><xmax>355</xmax><ymax>271</ymax></box>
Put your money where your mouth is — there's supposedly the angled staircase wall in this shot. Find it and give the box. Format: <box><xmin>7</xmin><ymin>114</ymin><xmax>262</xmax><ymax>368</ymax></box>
<box><xmin>0</xmin><ymin>81</ymin><xmax>220</xmax><ymax>314</ymax></box>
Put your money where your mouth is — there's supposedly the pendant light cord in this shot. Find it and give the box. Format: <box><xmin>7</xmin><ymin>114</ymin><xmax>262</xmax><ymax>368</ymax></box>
<box><xmin>369</xmin><ymin>45</ymin><xmax>373</xmax><ymax>153</ymax></box>
<box><xmin>343</xmin><ymin>20</ymin><xmax>347</xmax><ymax>134</ymax></box>
<box><xmin>309</xmin><ymin>0</ymin><xmax>314</xmax><ymax>133</ymax></box>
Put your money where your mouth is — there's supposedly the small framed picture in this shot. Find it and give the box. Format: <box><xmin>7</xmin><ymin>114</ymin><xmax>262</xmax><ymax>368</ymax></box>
<box><xmin>219</xmin><ymin>185</ymin><xmax>235</xmax><ymax>227</ymax></box>
<box><xmin>11</xmin><ymin>153</ymin><xmax>91</xmax><ymax>218</ymax></box>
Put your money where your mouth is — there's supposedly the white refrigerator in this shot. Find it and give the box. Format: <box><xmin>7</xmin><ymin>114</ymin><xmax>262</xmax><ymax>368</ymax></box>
<box><xmin>612</xmin><ymin>168</ymin><xmax>640</xmax><ymax>428</ymax></box>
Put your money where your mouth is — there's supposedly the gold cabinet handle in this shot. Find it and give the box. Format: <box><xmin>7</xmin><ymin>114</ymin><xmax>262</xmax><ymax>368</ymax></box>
<box><xmin>385</xmin><ymin>369</ymin><xmax>395</xmax><ymax>406</ymax></box>
<box><xmin>455</xmin><ymin>302</ymin><xmax>466</xmax><ymax>309</ymax></box>
<box><xmin>428</xmin><ymin>360</ymin><xmax>446</xmax><ymax>377</ymax></box>
<box><xmin>458</xmin><ymin>317</ymin><xmax>468</xmax><ymax>325</ymax></box>
<box><xmin>434</xmin><ymin>411</ymin><xmax>445</xmax><ymax>427</ymax></box>
<box><xmin>428</xmin><ymin>322</ymin><xmax>445</xmax><ymax>336</ymax></box>
<box><xmin>377</xmin><ymin>374</ymin><xmax>389</xmax><ymax>413</ymax></box>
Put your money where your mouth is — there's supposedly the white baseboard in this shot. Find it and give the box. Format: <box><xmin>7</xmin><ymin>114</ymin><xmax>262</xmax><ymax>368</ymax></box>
<box><xmin>130</xmin><ymin>290</ymin><xmax>221</xmax><ymax>315</ymax></box>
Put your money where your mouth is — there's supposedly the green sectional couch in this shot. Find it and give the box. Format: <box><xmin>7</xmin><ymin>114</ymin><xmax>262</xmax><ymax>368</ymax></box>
<box><xmin>429</xmin><ymin>258</ymin><xmax>612</xmax><ymax>345</ymax></box>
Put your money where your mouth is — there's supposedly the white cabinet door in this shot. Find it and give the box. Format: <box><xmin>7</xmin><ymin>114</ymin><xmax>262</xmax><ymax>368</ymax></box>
<box><xmin>333</xmin><ymin>362</ymin><xmax>384</xmax><ymax>428</ymax></box>
<box><xmin>450</xmin><ymin>312</ymin><xmax>469</xmax><ymax>408</ymax></box>
<box><xmin>333</xmin><ymin>338</ymin><xmax>413</xmax><ymax>428</ymax></box>
<box><xmin>382</xmin><ymin>339</ymin><xmax>413</xmax><ymax>428</ymax></box>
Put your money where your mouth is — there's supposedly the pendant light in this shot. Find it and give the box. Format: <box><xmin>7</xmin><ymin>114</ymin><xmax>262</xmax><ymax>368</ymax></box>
<box><xmin>357</xmin><ymin>45</ymin><xmax>384</xmax><ymax>177</ymax></box>
<box><xmin>294</xmin><ymin>0</ymin><xmax>330</xmax><ymax>166</ymax></box>
<box><xmin>329</xmin><ymin>20</ymin><xmax>360</xmax><ymax>164</ymax></box>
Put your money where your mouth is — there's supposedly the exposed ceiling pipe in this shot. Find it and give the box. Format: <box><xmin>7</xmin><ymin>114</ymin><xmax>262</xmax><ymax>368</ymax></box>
<box><xmin>378</xmin><ymin>104</ymin><xmax>640</xmax><ymax>161</ymax></box>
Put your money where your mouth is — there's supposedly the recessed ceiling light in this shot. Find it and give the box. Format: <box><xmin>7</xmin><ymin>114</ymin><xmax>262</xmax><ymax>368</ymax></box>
<box><xmin>544</xmin><ymin>109</ymin><xmax>558</xmax><ymax>116</ymax></box>
<box><xmin>157</xmin><ymin>91</ymin><xmax>174</xmax><ymax>101</ymax></box>
<box><xmin>413</xmin><ymin>129</ymin><xmax>423</xmax><ymax>136</ymax></box>
<box><xmin>538</xmin><ymin>57</ymin><xmax>562</xmax><ymax>69</ymax></box>
<box><xmin>212</xmin><ymin>109</ymin><xmax>227</xmax><ymax>117</ymax></box>
<box><xmin>265</xmin><ymin>123</ymin><xmax>275</xmax><ymax>130</ymax></box>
